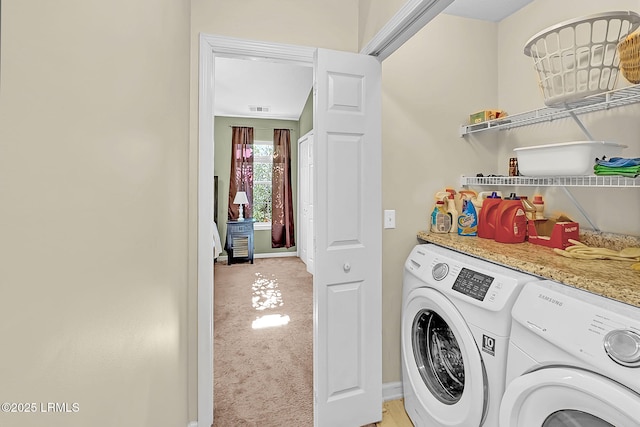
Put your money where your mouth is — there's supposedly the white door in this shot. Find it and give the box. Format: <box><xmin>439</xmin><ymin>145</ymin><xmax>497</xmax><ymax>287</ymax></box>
<box><xmin>298</xmin><ymin>130</ymin><xmax>314</xmax><ymax>275</ymax></box>
<box><xmin>298</xmin><ymin>133</ymin><xmax>309</xmax><ymax>265</ymax></box>
<box><xmin>306</xmin><ymin>132</ymin><xmax>315</xmax><ymax>275</ymax></box>
<box><xmin>313</xmin><ymin>48</ymin><xmax>382</xmax><ymax>427</ymax></box>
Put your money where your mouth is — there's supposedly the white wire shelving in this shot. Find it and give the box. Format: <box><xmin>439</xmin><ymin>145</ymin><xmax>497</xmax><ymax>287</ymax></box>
<box><xmin>460</xmin><ymin>175</ymin><xmax>640</xmax><ymax>188</ymax></box>
<box><xmin>460</xmin><ymin>174</ymin><xmax>640</xmax><ymax>231</ymax></box>
<box><xmin>459</xmin><ymin>84</ymin><xmax>640</xmax><ymax>137</ymax></box>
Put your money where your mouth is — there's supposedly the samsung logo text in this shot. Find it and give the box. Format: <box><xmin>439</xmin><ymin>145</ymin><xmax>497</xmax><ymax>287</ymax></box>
<box><xmin>538</xmin><ymin>293</ymin><xmax>563</xmax><ymax>306</ymax></box>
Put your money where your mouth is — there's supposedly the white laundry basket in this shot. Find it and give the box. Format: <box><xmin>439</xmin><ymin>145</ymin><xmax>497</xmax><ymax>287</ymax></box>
<box><xmin>524</xmin><ymin>11</ymin><xmax>640</xmax><ymax>106</ymax></box>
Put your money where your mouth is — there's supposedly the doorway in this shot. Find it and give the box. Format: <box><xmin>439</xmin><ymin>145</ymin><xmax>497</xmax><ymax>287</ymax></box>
<box><xmin>197</xmin><ymin>34</ymin><xmax>317</xmax><ymax>426</ymax></box>
<box><xmin>211</xmin><ymin>55</ymin><xmax>315</xmax><ymax>424</ymax></box>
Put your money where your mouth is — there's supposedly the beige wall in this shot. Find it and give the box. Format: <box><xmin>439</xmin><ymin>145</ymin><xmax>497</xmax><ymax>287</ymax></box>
<box><xmin>191</xmin><ymin>0</ymin><xmax>360</xmax><ymax>51</ymax></box>
<box><xmin>380</xmin><ymin>13</ymin><xmax>499</xmax><ymax>383</ymax></box>
<box><xmin>0</xmin><ymin>1</ymin><xmax>191</xmax><ymax>426</ymax></box>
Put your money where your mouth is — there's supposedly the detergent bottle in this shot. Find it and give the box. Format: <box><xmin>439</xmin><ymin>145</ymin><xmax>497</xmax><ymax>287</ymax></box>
<box><xmin>494</xmin><ymin>193</ymin><xmax>527</xmax><ymax>244</ymax></box>
<box><xmin>445</xmin><ymin>192</ymin><xmax>459</xmax><ymax>234</ymax></box>
<box><xmin>430</xmin><ymin>200</ymin><xmax>452</xmax><ymax>233</ymax></box>
<box><xmin>477</xmin><ymin>191</ymin><xmax>502</xmax><ymax>239</ymax></box>
<box><xmin>477</xmin><ymin>191</ymin><xmax>502</xmax><ymax>217</ymax></box>
<box><xmin>533</xmin><ymin>195</ymin><xmax>545</xmax><ymax>219</ymax></box>
<box><xmin>457</xmin><ymin>191</ymin><xmax>478</xmax><ymax>236</ymax></box>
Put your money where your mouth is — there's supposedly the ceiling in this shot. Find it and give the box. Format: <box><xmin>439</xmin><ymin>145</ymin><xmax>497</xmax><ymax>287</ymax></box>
<box><xmin>442</xmin><ymin>0</ymin><xmax>534</xmax><ymax>23</ymax></box>
<box><xmin>213</xmin><ymin>0</ymin><xmax>535</xmax><ymax>121</ymax></box>
<box><xmin>214</xmin><ymin>57</ymin><xmax>313</xmax><ymax>121</ymax></box>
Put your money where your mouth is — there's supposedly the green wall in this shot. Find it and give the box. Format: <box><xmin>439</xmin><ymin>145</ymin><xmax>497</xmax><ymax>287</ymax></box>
<box><xmin>214</xmin><ymin>116</ymin><xmax>300</xmax><ymax>256</ymax></box>
<box><xmin>299</xmin><ymin>89</ymin><xmax>314</xmax><ymax>136</ymax></box>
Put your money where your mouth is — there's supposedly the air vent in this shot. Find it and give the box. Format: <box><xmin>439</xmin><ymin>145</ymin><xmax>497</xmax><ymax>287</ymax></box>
<box><xmin>249</xmin><ymin>105</ymin><xmax>270</xmax><ymax>113</ymax></box>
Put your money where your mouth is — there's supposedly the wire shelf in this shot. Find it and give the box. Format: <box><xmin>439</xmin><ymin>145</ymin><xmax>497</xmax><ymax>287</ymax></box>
<box><xmin>460</xmin><ymin>84</ymin><xmax>640</xmax><ymax>136</ymax></box>
<box><xmin>460</xmin><ymin>175</ymin><xmax>640</xmax><ymax>188</ymax></box>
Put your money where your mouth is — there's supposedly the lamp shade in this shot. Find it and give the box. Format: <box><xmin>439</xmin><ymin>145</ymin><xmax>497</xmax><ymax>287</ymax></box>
<box><xmin>233</xmin><ymin>191</ymin><xmax>249</xmax><ymax>205</ymax></box>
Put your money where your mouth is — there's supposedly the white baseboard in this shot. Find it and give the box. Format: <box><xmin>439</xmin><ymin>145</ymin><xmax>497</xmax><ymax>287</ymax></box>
<box><xmin>254</xmin><ymin>252</ymin><xmax>297</xmax><ymax>259</ymax></box>
<box><xmin>216</xmin><ymin>252</ymin><xmax>297</xmax><ymax>263</ymax></box>
<box><xmin>187</xmin><ymin>421</ymin><xmax>197</xmax><ymax>427</ymax></box>
<box><xmin>382</xmin><ymin>381</ymin><xmax>404</xmax><ymax>401</ymax></box>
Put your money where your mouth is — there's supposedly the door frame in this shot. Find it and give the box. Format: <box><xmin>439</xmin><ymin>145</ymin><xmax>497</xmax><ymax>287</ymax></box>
<box><xmin>197</xmin><ymin>33</ymin><xmax>315</xmax><ymax>427</ymax></box>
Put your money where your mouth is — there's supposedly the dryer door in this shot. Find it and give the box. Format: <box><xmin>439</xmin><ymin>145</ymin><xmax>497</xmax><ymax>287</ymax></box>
<box><xmin>402</xmin><ymin>287</ymin><xmax>487</xmax><ymax>426</ymax></box>
<box><xmin>499</xmin><ymin>367</ymin><xmax>640</xmax><ymax>427</ymax></box>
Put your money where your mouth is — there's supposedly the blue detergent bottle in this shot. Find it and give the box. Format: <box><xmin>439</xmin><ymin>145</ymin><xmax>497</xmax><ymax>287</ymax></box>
<box><xmin>458</xmin><ymin>190</ymin><xmax>478</xmax><ymax>236</ymax></box>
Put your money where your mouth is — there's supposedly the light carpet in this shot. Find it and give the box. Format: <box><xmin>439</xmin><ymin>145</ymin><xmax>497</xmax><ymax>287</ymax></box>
<box><xmin>214</xmin><ymin>257</ymin><xmax>313</xmax><ymax>426</ymax></box>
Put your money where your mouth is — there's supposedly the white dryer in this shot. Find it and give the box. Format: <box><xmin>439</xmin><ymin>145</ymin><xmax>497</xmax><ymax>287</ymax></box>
<box><xmin>500</xmin><ymin>280</ymin><xmax>640</xmax><ymax>427</ymax></box>
<box><xmin>402</xmin><ymin>244</ymin><xmax>540</xmax><ymax>427</ymax></box>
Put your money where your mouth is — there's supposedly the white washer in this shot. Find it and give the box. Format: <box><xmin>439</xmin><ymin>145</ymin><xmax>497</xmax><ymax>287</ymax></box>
<box><xmin>501</xmin><ymin>280</ymin><xmax>640</xmax><ymax>427</ymax></box>
<box><xmin>402</xmin><ymin>244</ymin><xmax>540</xmax><ymax>427</ymax></box>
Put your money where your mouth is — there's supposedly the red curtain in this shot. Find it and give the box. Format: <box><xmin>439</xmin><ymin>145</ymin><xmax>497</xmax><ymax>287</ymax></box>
<box><xmin>272</xmin><ymin>129</ymin><xmax>295</xmax><ymax>248</ymax></box>
<box><xmin>228</xmin><ymin>127</ymin><xmax>254</xmax><ymax>220</ymax></box>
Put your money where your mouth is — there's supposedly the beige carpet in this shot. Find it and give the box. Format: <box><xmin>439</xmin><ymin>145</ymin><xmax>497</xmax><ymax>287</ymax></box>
<box><xmin>214</xmin><ymin>257</ymin><xmax>313</xmax><ymax>427</ymax></box>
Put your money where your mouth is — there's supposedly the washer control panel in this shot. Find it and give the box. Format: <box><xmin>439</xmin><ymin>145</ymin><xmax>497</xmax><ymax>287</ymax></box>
<box><xmin>429</xmin><ymin>260</ymin><xmax>511</xmax><ymax>308</ymax></box>
<box><xmin>452</xmin><ymin>268</ymin><xmax>494</xmax><ymax>301</ymax></box>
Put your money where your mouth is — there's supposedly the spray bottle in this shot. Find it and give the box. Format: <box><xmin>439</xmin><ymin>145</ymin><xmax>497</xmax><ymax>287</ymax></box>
<box><xmin>445</xmin><ymin>190</ymin><xmax>459</xmax><ymax>234</ymax></box>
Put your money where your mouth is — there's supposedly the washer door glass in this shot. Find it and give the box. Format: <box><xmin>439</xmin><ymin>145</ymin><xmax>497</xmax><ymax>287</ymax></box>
<box><xmin>543</xmin><ymin>410</ymin><xmax>614</xmax><ymax>427</ymax></box>
<box><xmin>412</xmin><ymin>309</ymin><xmax>465</xmax><ymax>404</ymax></box>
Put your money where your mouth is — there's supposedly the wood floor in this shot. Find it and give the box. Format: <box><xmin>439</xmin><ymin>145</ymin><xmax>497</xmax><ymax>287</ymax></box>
<box><xmin>377</xmin><ymin>399</ymin><xmax>413</xmax><ymax>427</ymax></box>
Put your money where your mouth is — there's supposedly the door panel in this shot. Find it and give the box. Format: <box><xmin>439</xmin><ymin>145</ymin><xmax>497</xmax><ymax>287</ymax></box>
<box><xmin>307</xmin><ymin>135</ymin><xmax>315</xmax><ymax>275</ymax></box>
<box><xmin>298</xmin><ymin>134</ymin><xmax>309</xmax><ymax>265</ymax></box>
<box><xmin>314</xmin><ymin>48</ymin><xmax>382</xmax><ymax>427</ymax></box>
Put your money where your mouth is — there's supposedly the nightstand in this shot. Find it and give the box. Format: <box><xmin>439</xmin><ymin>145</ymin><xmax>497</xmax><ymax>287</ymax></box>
<box><xmin>225</xmin><ymin>219</ymin><xmax>255</xmax><ymax>265</ymax></box>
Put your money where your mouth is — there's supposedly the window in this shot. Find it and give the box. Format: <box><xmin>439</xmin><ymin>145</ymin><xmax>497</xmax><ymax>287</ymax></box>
<box><xmin>252</xmin><ymin>140</ymin><xmax>273</xmax><ymax>229</ymax></box>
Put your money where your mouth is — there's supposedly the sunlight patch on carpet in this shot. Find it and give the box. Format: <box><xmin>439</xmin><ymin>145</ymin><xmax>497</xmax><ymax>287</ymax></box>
<box><xmin>252</xmin><ymin>273</ymin><xmax>284</xmax><ymax>310</ymax></box>
<box><xmin>252</xmin><ymin>314</ymin><xmax>291</xmax><ymax>329</ymax></box>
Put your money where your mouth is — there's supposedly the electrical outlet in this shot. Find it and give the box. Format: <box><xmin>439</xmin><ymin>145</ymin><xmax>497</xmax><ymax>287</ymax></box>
<box><xmin>384</xmin><ymin>210</ymin><xmax>396</xmax><ymax>229</ymax></box>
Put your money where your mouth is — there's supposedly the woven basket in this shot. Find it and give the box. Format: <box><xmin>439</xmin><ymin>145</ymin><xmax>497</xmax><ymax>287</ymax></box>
<box><xmin>618</xmin><ymin>30</ymin><xmax>640</xmax><ymax>84</ymax></box>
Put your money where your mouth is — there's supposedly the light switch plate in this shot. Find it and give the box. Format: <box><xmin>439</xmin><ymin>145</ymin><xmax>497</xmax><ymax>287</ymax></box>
<box><xmin>384</xmin><ymin>210</ymin><xmax>396</xmax><ymax>229</ymax></box>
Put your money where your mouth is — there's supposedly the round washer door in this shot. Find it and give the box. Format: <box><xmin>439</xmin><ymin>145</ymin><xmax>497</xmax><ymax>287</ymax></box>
<box><xmin>402</xmin><ymin>287</ymin><xmax>487</xmax><ymax>426</ymax></box>
<box><xmin>499</xmin><ymin>367</ymin><xmax>640</xmax><ymax>427</ymax></box>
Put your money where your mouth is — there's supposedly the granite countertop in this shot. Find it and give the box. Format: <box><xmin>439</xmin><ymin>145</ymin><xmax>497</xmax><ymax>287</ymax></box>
<box><xmin>416</xmin><ymin>230</ymin><xmax>640</xmax><ymax>308</ymax></box>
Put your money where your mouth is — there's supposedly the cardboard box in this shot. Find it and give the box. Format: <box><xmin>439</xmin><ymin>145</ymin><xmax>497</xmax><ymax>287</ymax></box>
<box><xmin>527</xmin><ymin>214</ymin><xmax>579</xmax><ymax>249</ymax></box>
<box><xmin>470</xmin><ymin>109</ymin><xmax>507</xmax><ymax>124</ymax></box>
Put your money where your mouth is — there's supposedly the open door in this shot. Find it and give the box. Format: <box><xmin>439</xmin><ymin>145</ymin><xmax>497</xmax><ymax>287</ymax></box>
<box><xmin>313</xmin><ymin>48</ymin><xmax>382</xmax><ymax>427</ymax></box>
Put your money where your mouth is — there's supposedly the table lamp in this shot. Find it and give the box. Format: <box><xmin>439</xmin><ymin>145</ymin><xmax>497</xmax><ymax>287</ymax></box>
<box><xmin>233</xmin><ymin>191</ymin><xmax>249</xmax><ymax>221</ymax></box>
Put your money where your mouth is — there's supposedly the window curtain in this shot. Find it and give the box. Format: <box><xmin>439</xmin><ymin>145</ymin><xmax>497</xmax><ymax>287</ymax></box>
<box><xmin>228</xmin><ymin>126</ymin><xmax>254</xmax><ymax>220</ymax></box>
<box><xmin>272</xmin><ymin>129</ymin><xmax>295</xmax><ymax>248</ymax></box>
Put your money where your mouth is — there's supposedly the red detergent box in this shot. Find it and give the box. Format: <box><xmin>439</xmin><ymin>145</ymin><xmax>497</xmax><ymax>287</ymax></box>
<box><xmin>527</xmin><ymin>215</ymin><xmax>579</xmax><ymax>249</ymax></box>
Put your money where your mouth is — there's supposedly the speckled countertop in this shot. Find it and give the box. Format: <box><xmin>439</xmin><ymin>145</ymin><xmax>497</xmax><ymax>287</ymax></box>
<box><xmin>416</xmin><ymin>230</ymin><xmax>640</xmax><ymax>308</ymax></box>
